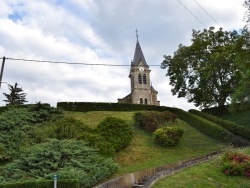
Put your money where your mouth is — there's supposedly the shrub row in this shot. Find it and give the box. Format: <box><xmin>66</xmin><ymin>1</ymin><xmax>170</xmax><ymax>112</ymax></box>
<box><xmin>57</xmin><ymin>102</ymin><xmax>180</xmax><ymax>112</ymax></box>
<box><xmin>171</xmin><ymin>109</ymin><xmax>230</xmax><ymax>141</ymax></box>
<box><xmin>0</xmin><ymin>179</ymin><xmax>79</xmax><ymax>188</ymax></box>
<box><xmin>133</xmin><ymin>111</ymin><xmax>177</xmax><ymax>133</ymax></box>
<box><xmin>189</xmin><ymin>109</ymin><xmax>250</xmax><ymax>140</ymax></box>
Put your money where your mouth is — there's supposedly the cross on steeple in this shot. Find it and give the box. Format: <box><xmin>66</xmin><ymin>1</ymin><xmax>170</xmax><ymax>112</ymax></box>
<box><xmin>136</xmin><ymin>29</ymin><xmax>138</xmax><ymax>40</ymax></box>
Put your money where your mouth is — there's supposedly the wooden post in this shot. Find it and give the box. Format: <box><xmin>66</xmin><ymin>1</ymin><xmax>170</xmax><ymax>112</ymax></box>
<box><xmin>0</xmin><ymin>57</ymin><xmax>6</xmax><ymax>89</ymax></box>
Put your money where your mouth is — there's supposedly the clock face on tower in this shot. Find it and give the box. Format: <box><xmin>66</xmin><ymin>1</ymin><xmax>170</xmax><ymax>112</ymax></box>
<box><xmin>139</xmin><ymin>67</ymin><xmax>144</xmax><ymax>72</ymax></box>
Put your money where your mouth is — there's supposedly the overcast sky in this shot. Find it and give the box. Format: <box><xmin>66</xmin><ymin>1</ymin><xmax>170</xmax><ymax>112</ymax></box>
<box><xmin>0</xmin><ymin>0</ymin><xmax>246</xmax><ymax>110</ymax></box>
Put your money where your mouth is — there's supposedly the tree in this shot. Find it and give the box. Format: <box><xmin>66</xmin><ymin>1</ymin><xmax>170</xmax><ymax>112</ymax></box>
<box><xmin>230</xmin><ymin>29</ymin><xmax>250</xmax><ymax>112</ymax></box>
<box><xmin>244</xmin><ymin>0</ymin><xmax>250</xmax><ymax>29</ymax></box>
<box><xmin>161</xmin><ymin>27</ymin><xmax>242</xmax><ymax>108</ymax></box>
<box><xmin>3</xmin><ymin>82</ymin><xmax>28</xmax><ymax>105</ymax></box>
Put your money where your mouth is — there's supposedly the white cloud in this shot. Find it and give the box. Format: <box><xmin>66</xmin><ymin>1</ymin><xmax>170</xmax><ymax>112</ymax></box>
<box><xmin>0</xmin><ymin>0</ymin><xmax>247</xmax><ymax>110</ymax></box>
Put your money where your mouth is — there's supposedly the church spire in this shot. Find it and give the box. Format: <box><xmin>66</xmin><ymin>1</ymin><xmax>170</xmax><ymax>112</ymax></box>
<box><xmin>132</xmin><ymin>30</ymin><xmax>149</xmax><ymax>67</ymax></box>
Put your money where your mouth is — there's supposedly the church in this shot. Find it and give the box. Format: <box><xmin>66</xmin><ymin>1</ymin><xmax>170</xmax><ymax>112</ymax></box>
<box><xmin>118</xmin><ymin>34</ymin><xmax>160</xmax><ymax>106</ymax></box>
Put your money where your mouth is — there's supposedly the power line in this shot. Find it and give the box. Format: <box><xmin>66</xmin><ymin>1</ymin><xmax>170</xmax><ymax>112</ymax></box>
<box><xmin>4</xmin><ymin>57</ymin><xmax>161</xmax><ymax>66</ymax></box>
<box><xmin>176</xmin><ymin>0</ymin><xmax>207</xmax><ymax>28</ymax></box>
<box><xmin>192</xmin><ymin>0</ymin><xmax>221</xmax><ymax>27</ymax></box>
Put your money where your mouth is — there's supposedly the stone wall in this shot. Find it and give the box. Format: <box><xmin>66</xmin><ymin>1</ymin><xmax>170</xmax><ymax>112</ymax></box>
<box><xmin>94</xmin><ymin>151</ymin><xmax>222</xmax><ymax>188</ymax></box>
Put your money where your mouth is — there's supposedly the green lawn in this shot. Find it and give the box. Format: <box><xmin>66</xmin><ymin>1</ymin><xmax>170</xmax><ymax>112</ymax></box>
<box><xmin>152</xmin><ymin>148</ymin><xmax>250</xmax><ymax>188</ymax></box>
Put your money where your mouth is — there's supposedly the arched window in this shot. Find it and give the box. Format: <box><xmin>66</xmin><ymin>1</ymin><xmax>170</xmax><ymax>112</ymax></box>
<box><xmin>138</xmin><ymin>74</ymin><xmax>142</xmax><ymax>84</ymax></box>
<box><xmin>143</xmin><ymin>74</ymin><xmax>147</xmax><ymax>84</ymax></box>
<box><xmin>144</xmin><ymin>98</ymin><xmax>147</xmax><ymax>104</ymax></box>
<box><xmin>140</xmin><ymin>98</ymin><xmax>143</xmax><ymax>104</ymax></box>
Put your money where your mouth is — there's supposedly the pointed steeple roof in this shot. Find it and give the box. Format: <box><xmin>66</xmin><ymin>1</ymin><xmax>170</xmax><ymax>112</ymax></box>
<box><xmin>132</xmin><ymin>39</ymin><xmax>149</xmax><ymax>68</ymax></box>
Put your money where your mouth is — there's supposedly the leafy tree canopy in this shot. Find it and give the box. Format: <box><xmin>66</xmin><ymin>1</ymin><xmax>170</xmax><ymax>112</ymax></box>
<box><xmin>3</xmin><ymin>82</ymin><xmax>27</xmax><ymax>105</ymax></box>
<box><xmin>230</xmin><ymin>28</ymin><xmax>250</xmax><ymax>112</ymax></box>
<box><xmin>161</xmin><ymin>27</ymin><xmax>242</xmax><ymax>108</ymax></box>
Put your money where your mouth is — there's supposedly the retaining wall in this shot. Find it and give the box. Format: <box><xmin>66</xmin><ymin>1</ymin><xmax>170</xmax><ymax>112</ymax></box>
<box><xmin>94</xmin><ymin>151</ymin><xmax>222</xmax><ymax>188</ymax></box>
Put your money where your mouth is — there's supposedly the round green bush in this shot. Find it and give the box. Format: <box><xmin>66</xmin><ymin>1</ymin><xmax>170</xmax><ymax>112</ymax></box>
<box><xmin>96</xmin><ymin>117</ymin><xmax>133</xmax><ymax>151</ymax></box>
<box><xmin>153</xmin><ymin>126</ymin><xmax>183</xmax><ymax>147</ymax></box>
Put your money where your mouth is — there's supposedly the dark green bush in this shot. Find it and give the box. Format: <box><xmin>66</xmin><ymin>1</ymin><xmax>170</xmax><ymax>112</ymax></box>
<box><xmin>77</xmin><ymin>132</ymin><xmax>115</xmax><ymax>157</ymax></box>
<box><xmin>154</xmin><ymin>126</ymin><xmax>183</xmax><ymax>147</ymax></box>
<box><xmin>57</xmin><ymin>102</ymin><xmax>181</xmax><ymax>113</ymax></box>
<box><xmin>97</xmin><ymin>117</ymin><xmax>133</xmax><ymax>152</ymax></box>
<box><xmin>133</xmin><ymin>111</ymin><xmax>177</xmax><ymax>133</ymax></box>
<box><xmin>0</xmin><ymin>179</ymin><xmax>80</xmax><ymax>188</ymax></box>
<box><xmin>189</xmin><ymin>109</ymin><xmax>250</xmax><ymax>140</ymax></box>
<box><xmin>0</xmin><ymin>139</ymin><xmax>117</xmax><ymax>188</ymax></box>
<box><xmin>29</xmin><ymin>102</ymin><xmax>63</xmax><ymax>123</ymax></box>
<box><xmin>32</xmin><ymin>117</ymin><xmax>93</xmax><ymax>143</ymax></box>
<box><xmin>173</xmin><ymin>109</ymin><xmax>230</xmax><ymax>141</ymax></box>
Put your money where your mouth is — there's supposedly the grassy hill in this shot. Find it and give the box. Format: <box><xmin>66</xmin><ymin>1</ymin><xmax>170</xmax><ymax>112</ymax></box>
<box><xmin>1</xmin><ymin>105</ymin><xmax>249</xmax><ymax>187</ymax></box>
<box><xmin>64</xmin><ymin>110</ymin><xmax>250</xmax><ymax>187</ymax></box>
<box><xmin>64</xmin><ymin>111</ymin><xmax>226</xmax><ymax>176</ymax></box>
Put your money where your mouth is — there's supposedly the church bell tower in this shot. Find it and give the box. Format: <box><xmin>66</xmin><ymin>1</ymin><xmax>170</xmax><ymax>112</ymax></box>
<box><xmin>117</xmin><ymin>31</ymin><xmax>160</xmax><ymax>106</ymax></box>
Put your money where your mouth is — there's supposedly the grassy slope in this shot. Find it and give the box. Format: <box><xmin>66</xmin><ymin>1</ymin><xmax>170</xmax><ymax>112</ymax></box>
<box><xmin>152</xmin><ymin>148</ymin><xmax>250</xmax><ymax>188</ymax></box>
<box><xmin>64</xmin><ymin>111</ymin><xmax>226</xmax><ymax>176</ymax></box>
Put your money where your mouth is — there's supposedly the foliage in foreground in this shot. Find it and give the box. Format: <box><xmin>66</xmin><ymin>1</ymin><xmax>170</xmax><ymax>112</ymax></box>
<box><xmin>0</xmin><ymin>139</ymin><xmax>117</xmax><ymax>188</ymax></box>
<box><xmin>222</xmin><ymin>151</ymin><xmax>250</xmax><ymax>177</ymax></box>
<box><xmin>33</xmin><ymin>117</ymin><xmax>116</xmax><ymax>157</ymax></box>
<box><xmin>0</xmin><ymin>104</ymin><xmax>63</xmax><ymax>161</ymax></box>
<box><xmin>154</xmin><ymin>126</ymin><xmax>183</xmax><ymax>147</ymax></box>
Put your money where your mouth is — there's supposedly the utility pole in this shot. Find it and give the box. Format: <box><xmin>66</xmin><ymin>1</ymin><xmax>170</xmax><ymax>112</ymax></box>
<box><xmin>0</xmin><ymin>56</ymin><xmax>6</xmax><ymax>89</ymax></box>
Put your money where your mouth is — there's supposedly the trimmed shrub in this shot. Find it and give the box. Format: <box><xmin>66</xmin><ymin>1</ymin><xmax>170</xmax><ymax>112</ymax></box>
<box><xmin>189</xmin><ymin>109</ymin><xmax>250</xmax><ymax>140</ymax></box>
<box><xmin>154</xmin><ymin>126</ymin><xmax>183</xmax><ymax>147</ymax></box>
<box><xmin>57</xmin><ymin>102</ymin><xmax>182</xmax><ymax>114</ymax></box>
<box><xmin>174</xmin><ymin>110</ymin><xmax>230</xmax><ymax>141</ymax></box>
<box><xmin>222</xmin><ymin>151</ymin><xmax>250</xmax><ymax>177</ymax></box>
<box><xmin>133</xmin><ymin>111</ymin><xmax>177</xmax><ymax>133</ymax></box>
<box><xmin>96</xmin><ymin>117</ymin><xmax>133</xmax><ymax>152</ymax></box>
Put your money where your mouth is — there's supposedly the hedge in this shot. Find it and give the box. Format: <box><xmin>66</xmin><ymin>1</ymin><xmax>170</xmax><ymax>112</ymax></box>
<box><xmin>0</xmin><ymin>179</ymin><xmax>79</xmax><ymax>188</ymax></box>
<box><xmin>189</xmin><ymin>109</ymin><xmax>250</xmax><ymax>140</ymax></box>
<box><xmin>171</xmin><ymin>109</ymin><xmax>230</xmax><ymax>141</ymax></box>
<box><xmin>57</xmin><ymin>102</ymin><xmax>179</xmax><ymax>112</ymax></box>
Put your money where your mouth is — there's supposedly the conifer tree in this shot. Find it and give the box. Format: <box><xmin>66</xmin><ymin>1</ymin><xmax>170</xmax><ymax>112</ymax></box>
<box><xmin>3</xmin><ymin>82</ymin><xmax>27</xmax><ymax>105</ymax></box>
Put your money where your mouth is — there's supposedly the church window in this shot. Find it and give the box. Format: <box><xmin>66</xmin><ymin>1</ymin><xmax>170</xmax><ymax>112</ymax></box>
<box><xmin>143</xmin><ymin>74</ymin><xmax>147</xmax><ymax>84</ymax></box>
<box><xmin>145</xmin><ymin>98</ymin><xmax>147</xmax><ymax>104</ymax></box>
<box><xmin>140</xmin><ymin>98</ymin><xmax>143</xmax><ymax>104</ymax></box>
<box><xmin>138</xmin><ymin>74</ymin><xmax>142</xmax><ymax>84</ymax></box>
